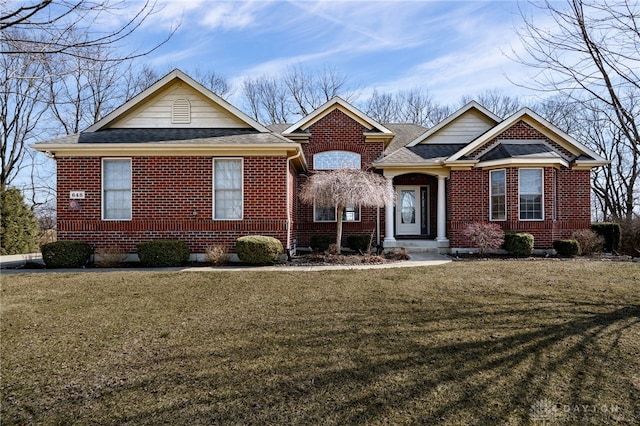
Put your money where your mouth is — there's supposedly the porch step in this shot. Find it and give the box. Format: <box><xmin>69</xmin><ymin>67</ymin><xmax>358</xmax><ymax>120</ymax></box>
<box><xmin>385</xmin><ymin>239</ymin><xmax>448</xmax><ymax>254</ymax></box>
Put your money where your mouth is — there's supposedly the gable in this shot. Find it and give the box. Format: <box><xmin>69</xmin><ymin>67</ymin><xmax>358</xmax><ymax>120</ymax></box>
<box><xmin>282</xmin><ymin>97</ymin><xmax>394</xmax><ymax>145</ymax></box>
<box><xmin>406</xmin><ymin>101</ymin><xmax>500</xmax><ymax>147</ymax></box>
<box><xmin>418</xmin><ymin>108</ymin><xmax>497</xmax><ymax>145</ymax></box>
<box><xmin>445</xmin><ymin>108</ymin><xmax>609</xmax><ymax>169</ymax></box>
<box><xmin>107</xmin><ymin>79</ymin><xmax>250</xmax><ymax>129</ymax></box>
<box><xmin>85</xmin><ymin>69</ymin><xmax>269</xmax><ymax>133</ymax></box>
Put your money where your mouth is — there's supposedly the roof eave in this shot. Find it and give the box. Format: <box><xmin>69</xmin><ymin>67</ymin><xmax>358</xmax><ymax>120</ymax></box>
<box><xmin>30</xmin><ymin>142</ymin><xmax>303</xmax><ymax>157</ymax></box>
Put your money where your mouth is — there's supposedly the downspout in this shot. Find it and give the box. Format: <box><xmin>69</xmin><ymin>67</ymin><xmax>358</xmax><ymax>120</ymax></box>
<box><xmin>286</xmin><ymin>149</ymin><xmax>303</xmax><ymax>259</ymax></box>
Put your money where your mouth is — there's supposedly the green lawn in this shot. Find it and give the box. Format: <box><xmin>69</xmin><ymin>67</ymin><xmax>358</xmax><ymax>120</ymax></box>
<box><xmin>1</xmin><ymin>261</ymin><xmax>639</xmax><ymax>425</ymax></box>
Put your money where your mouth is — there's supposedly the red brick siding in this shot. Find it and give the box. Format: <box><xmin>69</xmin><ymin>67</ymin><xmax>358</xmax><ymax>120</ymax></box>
<box><xmin>56</xmin><ymin>155</ymin><xmax>289</xmax><ymax>252</ymax></box>
<box><xmin>448</xmin><ymin>166</ymin><xmax>592</xmax><ymax>249</ymax></box>
<box><xmin>296</xmin><ymin>109</ymin><xmax>386</xmax><ymax>247</ymax></box>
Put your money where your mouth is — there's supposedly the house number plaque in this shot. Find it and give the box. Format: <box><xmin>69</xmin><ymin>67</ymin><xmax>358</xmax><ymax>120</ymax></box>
<box><xmin>70</xmin><ymin>191</ymin><xmax>85</xmax><ymax>199</ymax></box>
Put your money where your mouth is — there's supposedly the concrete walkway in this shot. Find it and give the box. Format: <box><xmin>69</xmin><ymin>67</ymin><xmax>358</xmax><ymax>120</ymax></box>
<box><xmin>0</xmin><ymin>252</ymin><xmax>450</xmax><ymax>274</ymax></box>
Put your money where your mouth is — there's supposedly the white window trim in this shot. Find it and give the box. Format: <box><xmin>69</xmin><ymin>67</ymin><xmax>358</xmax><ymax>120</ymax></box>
<box><xmin>489</xmin><ymin>169</ymin><xmax>506</xmax><ymax>221</ymax></box>
<box><xmin>212</xmin><ymin>158</ymin><xmax>244</xmax><ymax>221</ymax></box>
<box><xmin>313</xmin><ymin>201</ymin><xmax>361</xmax><ymax>223</ymax></box>
<box><xmin>518</xmin><ymin>168</ymin><xmax>544</xmax><ymax>221</ymax></box>
<box><xmin>101</xmin><ymin>158</ymin><xmax>132</xmax><ymax>221</ymax></box>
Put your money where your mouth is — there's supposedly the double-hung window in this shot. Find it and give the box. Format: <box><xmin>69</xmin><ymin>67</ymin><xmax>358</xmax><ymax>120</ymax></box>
<box><xmin>489</xmin><ymin>169</ymin><xmax>506</xmax><ymax>221</ymax></box>
<box><xmin>314</xmin><ymin>203</ymin><xmax>360</xmax><ymax>222</ymax></box>
<box><xmin>213</xmin><ymin>158</ymin><xmax>243</xmax><ymax>220</ymax></box>
<box><xmin>519</xmin><ymin>168</ymin><xmax>543</xmax><ymax>220</ymax></box>
<box><xmin>102</xmin><ymin>159</ymin><xmax>132</xmax><ymax>220</ymax></box>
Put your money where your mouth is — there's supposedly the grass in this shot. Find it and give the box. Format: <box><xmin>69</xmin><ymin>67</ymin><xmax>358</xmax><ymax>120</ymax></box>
<box><xmin>1</xmin><ymin>260</ymin><xmax>639</xmax><ymax>425</ymax></box>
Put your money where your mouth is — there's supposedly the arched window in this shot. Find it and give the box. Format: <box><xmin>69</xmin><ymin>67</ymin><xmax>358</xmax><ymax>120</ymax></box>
<box><xmin>172</xmin><ymin>98</ymin><xmax>191</xmax><ymax>124</ymax></box>
<box><xmin>313</xmin><ymin>150</ymin><xmax>361</xmax><ymax>170</ymax></box>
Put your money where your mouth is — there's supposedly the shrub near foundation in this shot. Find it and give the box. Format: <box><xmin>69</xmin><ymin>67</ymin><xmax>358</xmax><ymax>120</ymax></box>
<box><xmin>41</xmin><ymin>241</ymin><xmax>92</xmax><ymax>268</ymax></box>
<box><xmin>136</xmin><ymin>240</ymin><xmax>190</xmax><ymax>267</ymax></box>
<box><xmin>503</xmin><ymin>232</ymin><xmax>534</xmax><ymax>257</ymax></box>
<box><xmin>571</xmin><ymin>229</ymin><xmax>603</xmax><ymax>256</ymax></box>
<box><xmin>310</xmin><ymin>235</ymin><xmax>334</xmax><ymax>252</ymax></box>
<box><xmin>553</xmin><ymin>239</ymin><xmax>580</xmax><ymax>258</ymax></box>
<box><xmin>236</xmin><ymin>236</ymin><xmax>283</xmax><ymax>264</ymax></box>
<box><xmin>347</xmin><ymin>235</ymin><xmax>372</xmax><ymax>253</ymax></box>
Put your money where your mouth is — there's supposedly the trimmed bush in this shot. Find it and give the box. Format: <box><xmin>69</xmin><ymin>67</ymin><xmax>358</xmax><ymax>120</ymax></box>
<box><xmin>503</xmin><ymin>232</ymin><xmax>534</xmax><ymax>257</ymax></box>
<box><xmin>571</xmin><ymin>229</ymin><xmax>604</xmax><ymax>256</ymax></box>
<box><xmin>41</xmin><ymin>241</ymin><xmax>92</xmax><ymax>268</ymax></box>
<box><xmin>347</xmin><ymin>235</ymin><xmax>372</xmax><ymax>253</ymax></box>
<box><xmin>309</xmin><ymin>235</ymin><xmax>334</xmax><ymax>252</ymax></box>
<box><xmin>136</xmin><ymin>240</ymin><xmax>190</xmax><ymax>267</ymax></box>
<box><xmin>591</xmin><ymin>222</ymin><xmax>621</xmax><ymax>253</ymax></box>
<box><xmin>236</xmin><ymin>235</ymin><xmax>284</xmax><ymax>265</ymax></box>
<box><xmin>463</xmin><ymin>222</ymin><xmax>504</xmax><ymax>256</ymax></box>
<box><xmin>553</xmin><ymin>239</ymin><xmax>580</xmax><ymax>258</ymax></box>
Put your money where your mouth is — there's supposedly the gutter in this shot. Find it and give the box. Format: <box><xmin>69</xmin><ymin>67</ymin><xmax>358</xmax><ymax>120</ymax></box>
<box><xmin>286</xmin><ymin>148</ymin><xmax>304</xmax><ymax>258</ymax></box>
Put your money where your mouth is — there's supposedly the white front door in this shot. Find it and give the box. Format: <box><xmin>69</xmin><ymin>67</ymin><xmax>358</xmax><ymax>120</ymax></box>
<box><xmin>396</xmin><ymin>186</ymin><xmax>421</xmax><ymax>235</ymax></box>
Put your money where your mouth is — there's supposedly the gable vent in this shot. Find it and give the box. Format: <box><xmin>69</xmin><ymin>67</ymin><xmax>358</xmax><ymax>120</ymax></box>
<box><xmin>172</xmin><ymin>98</ymin><xmax>191</xmax><ymax>124</ymax></box>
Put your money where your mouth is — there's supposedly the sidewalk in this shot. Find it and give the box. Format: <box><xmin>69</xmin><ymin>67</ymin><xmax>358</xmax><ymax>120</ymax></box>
<box><xmin>0</xmin><ymin>253</ymin><xmax>43</xmax><ymax>269</ymax></box>
<box><xmin>0</xmin><ymin>252</ymin><xmax>450</xmax><ymax>274</ymax></box>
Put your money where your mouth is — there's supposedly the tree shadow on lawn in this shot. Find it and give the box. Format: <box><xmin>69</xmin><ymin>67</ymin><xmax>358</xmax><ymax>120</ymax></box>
<box><xmin>26</xmin><ymin>299</ymin><xmax>640</xmax><ymax>425</ymax></box>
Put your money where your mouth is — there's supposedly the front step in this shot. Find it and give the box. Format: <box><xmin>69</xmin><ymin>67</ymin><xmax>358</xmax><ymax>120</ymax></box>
<box><xmin>384</xmin><ymin>239</ymin><xmax>449</xmax><ymax>254</ymax></box>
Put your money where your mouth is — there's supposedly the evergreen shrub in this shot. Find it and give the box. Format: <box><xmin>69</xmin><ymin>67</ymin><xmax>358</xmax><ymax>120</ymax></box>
<box><xmin>136</xmin><ymin>240</ymin><xmax>190</xmax><ymax>267</ymax></box>
<box><xmin>41</xmin><ymin>241</ymin><xmax>92</xmax><ymax>268</ymax></box>
<box><xmin>553</xmin><ymin>239</ymin><xmax>580</xmax><ymax>257</ymax></box>
<box><xmin>347</xmin><ymin>235</ymin><xmax>372</xmax><ymax>253</ymax></box>
<box><xmin>309</xmin><ymin>235</ymin><xmax>334</xmax><ymax>252</ymax></box>
<box><xmin>503</xmin><ymin>232</ymin><xmax>534</xmax><ymax>257</ymax></box>
<box><xmin>236</xmin><ymin>235</ymin><xmax>283</xmax><ymax>264</ymax></box>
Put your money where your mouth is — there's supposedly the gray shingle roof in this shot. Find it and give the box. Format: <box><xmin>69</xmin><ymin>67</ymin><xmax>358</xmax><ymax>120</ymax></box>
<box><xmin>479</xmin><ymin>143</ymin><xmax>561</xmax><ymax>161</ymax></box>
<box><xmin>383</xmin><ymin>123</ymin><xmax>429</xmax><ymax>154</ymax></box>
<box><xmin>409</xmin><ymin>144</ymin><xmax>468</xmax><ymax>159</ymax></box>
<box><xmin>36</xmin><ymin>128</ymin><xmax>298</xmax><ymax>146</ymax></box>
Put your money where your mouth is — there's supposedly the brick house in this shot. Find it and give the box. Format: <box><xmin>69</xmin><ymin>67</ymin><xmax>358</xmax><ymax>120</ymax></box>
<box><xmin>33</xmin><ymin>69</ymin><xmax>608</xmax><ymax>257</ymax></box>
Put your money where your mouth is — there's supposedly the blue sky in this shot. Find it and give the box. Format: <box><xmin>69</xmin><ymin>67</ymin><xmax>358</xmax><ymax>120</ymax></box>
<box><xmin>127</xmin><ymin>0</ymin><xmax>550</xmax><ymax>107</ymax></box>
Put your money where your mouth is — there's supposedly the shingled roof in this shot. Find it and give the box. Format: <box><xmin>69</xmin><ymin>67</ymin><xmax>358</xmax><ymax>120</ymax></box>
<box><xmin>36</xmin><ymin>128</ymin><xmax>297</xmax><ymax>146</ymax></box>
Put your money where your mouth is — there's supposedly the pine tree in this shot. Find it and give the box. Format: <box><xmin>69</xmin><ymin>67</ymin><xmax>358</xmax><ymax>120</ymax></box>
<box><xmin>0</xmin><ymin>187</ymin><xmax>40</xmax><ymax>255</ymax></box>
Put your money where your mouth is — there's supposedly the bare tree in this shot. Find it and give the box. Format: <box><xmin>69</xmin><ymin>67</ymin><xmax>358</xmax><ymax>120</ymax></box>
<box><xmin>284</xmin><ymin>65</ymin><xmax>354</xmax><ymax>117</ymax></box>
<box><xmin>241</xmin><ymin>65</ymin><xmax>357</xmax><ymax>123</ymax></box>
<box><xmin>1</xmin><ymin>0</ymin><xmax>175</xmax><ymax>194</ymax></box>
<box><xmin>1</xmin><ymin>0</ymin><xmax>177</xmax><ymax>61</ymax></box>
<box><xmin>242</xmin><ymin>75</ymin><xmax>290</xmax><ymax>124</ymax></box>
<box><xmin>299</xmin><ymin>169</ymin><xmax>395</xmax><ymax>254</ymax></box>
<box><xmin>460</xmin><ymin>89</ymin><xmax>522</xmax><ymax>119</ymax></box>
<box><xmin>514</xmin><ymin>0</ymin><xmax>639</xmax><ymax>220</ymax></box>
<box><xmin>190</xmin><ymin>68</ymin><xmax>231</xmax><ymax>98</ymax></box>
<box><xmin>0</xmin><ymin>44</ymin><xmax>48</xmax><ymax>188</ymax></box>
<box><xmin>365</xmin><ymin>90</ymin><xmax>399</xmax><ymax>123</ymax></box>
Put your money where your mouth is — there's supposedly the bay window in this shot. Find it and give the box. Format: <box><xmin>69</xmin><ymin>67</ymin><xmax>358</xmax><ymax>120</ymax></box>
<box><xmin>519</xmin><ymin>168</ymin><xmax>543</xmax><ymax>220</ymax></box>
<box><xmin>490</xmin><ymin>169</ymin><xmax>506</xmax><ymax>221</ymax></box>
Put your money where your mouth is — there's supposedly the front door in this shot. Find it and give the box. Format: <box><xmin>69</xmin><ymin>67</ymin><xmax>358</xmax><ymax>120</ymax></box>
<box><xmin>396</xmin><ymin>186</ymin><xmax>421</xmax><ymax>235</ymax></box>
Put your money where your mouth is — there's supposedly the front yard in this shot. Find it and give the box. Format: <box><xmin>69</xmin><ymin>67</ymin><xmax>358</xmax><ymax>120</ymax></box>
<box><xmin>1</xmin><ymin>261</ymin><xmax>639</xmax><ymax>425</ymax></box>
